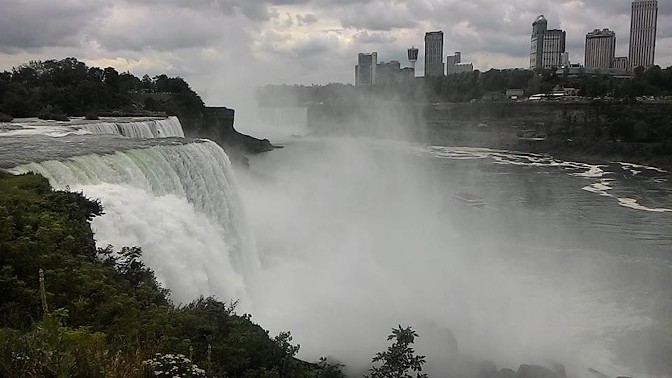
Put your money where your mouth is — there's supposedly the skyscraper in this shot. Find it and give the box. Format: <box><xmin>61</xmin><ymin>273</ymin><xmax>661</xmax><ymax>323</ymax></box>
<box><xmin>585</xmin><ymin>29</ymin><xmax>616</xmax><ymax>68</ymax></box>
<box><xmin>355</xmin><ymin>52</ymin><xmax>377</xmax><ymax>86</ymax></box>
<box><xmin>542</xmin><ymin>29</ymin><xmax>566</xmax><ymax>69</ymax></box>
<box><xmin>530</xmin><ymin>15</ymin><xmax>547</xmax><ymax>70</ymax></box>
<box><xmin>530</xmin><ymin>15</ymin><xmax>566</xmax><ymax>70</ymax></box>
<box><xmin>424</xmin><ymin>31</ymin><xmax>444</xmax><ymax>77</ymax></box>
<box><xmin>629</xmin><ymin>0</ymin><xmax>658</xmax><ymax>69</ymax></box>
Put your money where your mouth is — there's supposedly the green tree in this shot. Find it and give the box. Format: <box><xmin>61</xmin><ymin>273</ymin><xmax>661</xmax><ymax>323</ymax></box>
<box><xmin>366</xmin><ymin>326</ymin><xmax>427</xmax><ymax>378</ymax></box>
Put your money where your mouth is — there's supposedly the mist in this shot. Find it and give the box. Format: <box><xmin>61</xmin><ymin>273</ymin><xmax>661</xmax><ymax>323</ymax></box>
<box><xmin>232</xmin><ymin>97</ymin><xmax>657</xmax><ymax>377</ymax></box>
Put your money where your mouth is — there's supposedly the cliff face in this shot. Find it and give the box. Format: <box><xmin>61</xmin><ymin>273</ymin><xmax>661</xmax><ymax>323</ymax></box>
<box><xmin>180</xmin><ymin>106</ymin><xmax>275</xmax><ymax>165</ymax></box>
<box><xmin>307</xmin><ymin>100</ymin><xmax>672</xmax><ymax>169</ymax></box>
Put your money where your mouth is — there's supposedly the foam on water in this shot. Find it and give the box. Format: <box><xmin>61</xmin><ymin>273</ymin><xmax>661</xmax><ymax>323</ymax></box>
<box><xmin>422</xmin><ymin>145</ymin><xmax>672</xmax><ymax>214</ymax></box>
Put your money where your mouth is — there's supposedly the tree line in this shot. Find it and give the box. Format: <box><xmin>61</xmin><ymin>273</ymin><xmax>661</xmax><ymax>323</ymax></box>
<box><xmin>0</xmin><ymin>57</ymin><xmax>205</xmax><ymax>121</ymax></box>
<box><xmin>257</xmin><ymin>65</ymin><xmax>672</xmax><ymax>106</ymax></box>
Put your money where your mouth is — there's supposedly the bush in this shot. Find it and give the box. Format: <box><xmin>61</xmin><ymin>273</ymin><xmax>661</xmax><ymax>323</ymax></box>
<box><xmin>84</xmin><ymin>112</ymin><xmax>100</xmax><ymax>120</ymax></box>
<box><xmin>0</xmin><ymin>112</ymin><xmax>12</xmax><ymax>122</ymax></box>
<box><xmin>38</xmin><ymin>105</ymin><xmax>69</xmax><ymax>121</ymax></box>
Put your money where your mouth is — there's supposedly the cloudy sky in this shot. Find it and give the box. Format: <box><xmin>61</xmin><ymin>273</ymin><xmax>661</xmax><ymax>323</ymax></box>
<box><xmin>0</xmin><ymin>0</ymin><xmax>670</xmax><ymax>107</ymax></box>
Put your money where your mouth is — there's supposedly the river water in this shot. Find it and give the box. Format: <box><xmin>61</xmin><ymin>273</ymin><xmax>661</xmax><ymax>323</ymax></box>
<box><xmin>237</xmin><ymin>136</ymin><xmax>672</xmax><ymax>378</ymax></box>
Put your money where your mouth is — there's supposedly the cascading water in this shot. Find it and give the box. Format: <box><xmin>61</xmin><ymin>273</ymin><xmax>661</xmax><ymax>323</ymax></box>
<box><xmin>0</xmin><ymin>116</ymin><xmax>185</xmax><ymax>138</ymax></box>
<box><xmin>10</xmin><ymin>140</ymin><xmax>258</xmax><ymax>303</ymax></box>
<box><xmin>78</xmin><ymin>116</ymin><xmax>185</xmax><ymax>138</ymax></box>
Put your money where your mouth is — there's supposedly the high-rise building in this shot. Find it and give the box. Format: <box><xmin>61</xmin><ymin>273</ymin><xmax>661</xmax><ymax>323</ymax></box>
<box><xmin>541</xmin><ymin>29</ymin><xmax>566</xmax><ymax>69</ymax></box>
<box><xmin>424</xmin><ymin>31</ymin><xmax>444</xmax><ymax>77</ymax></box>
<box><xmin>629</xmin><ymin>0</ymin><xmax>658</xmax><ymax>69</ymax></box>
<box><xmin>355</xmin><ymin>52</ymin><xmax>377</xmax><ymax>86</ymax></box>
<box><xmin>585</xmin><ymin>29</ymin><xmax>616</xmax><ymax>68</ymax></box>
<box><xmin>530</xmin><ymin>15</ymin><xmax>566</xmax><ymax>70</ymax></box>
<box><xmin>613</xmin><ymin>56</ymin><xmax>629</xmax><ymax>70</ymax></box>
<box><xmin>530</xmin><ymin>15</ymin><xmax>547</xmax><ymax>70</ymax></box>
<box><xmin>561</xmin><ymin>52</ymin><xmax>570</xmax><ymax>67</ymax></box>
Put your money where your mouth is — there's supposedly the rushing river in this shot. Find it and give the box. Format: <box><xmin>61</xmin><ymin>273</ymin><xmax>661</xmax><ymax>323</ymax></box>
<box><xmin>237</xmin><ymin>137</ymin><xmax>672</xmax><ymax>378</ymax></box>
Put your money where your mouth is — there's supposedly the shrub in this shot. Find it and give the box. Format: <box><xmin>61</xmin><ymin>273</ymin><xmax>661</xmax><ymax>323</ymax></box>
<box><xmin>0</xmin><ymin>112</ymin><xmax>13</xmax><ymax>122</ymax></box>
<box><xmin>85</xmin><ymin>112</ymin><xmax>100</xmax><ymax>120</ymax></box>
<box><xmin>38</xmin><ymin>105</ymin><xmax>69</xmax><ymax>121</ymax></box>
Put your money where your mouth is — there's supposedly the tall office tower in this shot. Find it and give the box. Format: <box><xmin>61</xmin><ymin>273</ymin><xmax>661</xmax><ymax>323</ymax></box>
<box><xmin>585</xmin><ymin>29</ymin><xmax>616</xmax><ymax>68</ymax></box>
<box><xmin>561</xmin><ymin>52</ymin><xmax>570</xmax><ymax>67</ymax></box>
<box><xmin>530</xmin><ymin>15</ymin><xmax>547</xmax><ymax>69</ymax></box>
<box><xmin>629</xmin><ymin>0</ymin><xmax>658</xmax><ymax>69</ymax></box>
<box><xmin>424</xmin><ymin>31</ymin><xmax>444</xmax><ymax>77</ymax></box>
<box><xmin>355</xmin><ymin>52</ymin><xmax>377</xmax><ymax>86</ymax></box>
<box><xmin>407</xmin><ymin>47</ymin><xmax>419</xmax><ymax>76</ymax></box>
<box><xmin>541</xmin><ymin>29</ymin><xmax>566</xmax><ymax>69</ymax></box>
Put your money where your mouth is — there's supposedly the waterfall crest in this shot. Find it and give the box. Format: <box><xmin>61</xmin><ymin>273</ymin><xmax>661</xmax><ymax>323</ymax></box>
<box><xmin>79</xmin><ymin>116</ymin><xmax>185</xmax><ymax>138</ymax></box>
<box><xmin>11</xmin><ymin>140</ymin><xmax>258</xmax><ymax>302</ymax></box>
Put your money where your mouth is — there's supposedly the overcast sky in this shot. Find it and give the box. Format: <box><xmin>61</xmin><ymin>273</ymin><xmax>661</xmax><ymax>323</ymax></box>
<box><xmin>0</xmin><ymin>0</ymin><xmax>670</xmax><ymax>107</ymax></box>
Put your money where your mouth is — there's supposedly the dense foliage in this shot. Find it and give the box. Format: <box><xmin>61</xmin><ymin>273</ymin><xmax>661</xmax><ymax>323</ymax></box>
<box><xmin>257</xmin><ymin>65</ymin><xmax>672</xmax><ymax>105</ymax></box>
<box><xmin>0</xmin><ymin>171</ymin><xmax>341</xmax><ymax>377</ymax></box>
<box><xmin>0</xmin><ymin>58</ymin><xmax>205</xmax><ymax>120</ymax></box>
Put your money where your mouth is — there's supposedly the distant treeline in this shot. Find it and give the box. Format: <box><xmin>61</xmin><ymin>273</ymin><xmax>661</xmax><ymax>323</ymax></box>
<box><xmin>0</xmin><ymin>57</ymin><xmax>204</xmax><ymax>120</ymax></box>
<box><xmin>257</xmin><ymin>65</ymin><xmax>672</xmax><ymax>106</ymax></box>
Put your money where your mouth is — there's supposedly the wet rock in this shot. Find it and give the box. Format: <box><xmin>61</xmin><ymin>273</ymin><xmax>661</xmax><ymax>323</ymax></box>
<box><xmin>499</xmin><ymin>368</ymin><xmax>516</xmax><ymax>378</ymax></box>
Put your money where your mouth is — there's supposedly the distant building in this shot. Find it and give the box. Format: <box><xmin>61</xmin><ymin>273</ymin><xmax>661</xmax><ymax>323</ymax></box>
<box><xmin>557</xmin><ymin>66</ymin><xmax>635</xmax><ymax>79</ymax></box>
<box><xmin>407</xmin><ymin>47</ymin><xmax>419</xmax><ymax>77</ymax></box>
<box><xmin>424</xmin><ymin>31</ymin><xmax>444</xmax><ymax>77</ymax></box>
<box><xmin>542</xmin><ymin>29</ymin><xmax>566</xmax><ymax>69</ymax></box>
<box><xmin>613</xmin><ymin>56</ymin><xmax>629</xmax><ymax>70</ymax></box>
<box><xmin>376</xmin><ymin>61</ymin><xmax>409</xmax><ymax>85</ymax></box>
<box><xmin>355</xmin><ymin>52</ymin><xmax>377</xmax><ymax>86</ymax></box>
<box><xmin>561</xmin><ymin>52</ymin><xmax>570</xmax><ymax>67</ymax></box>
<box><xmin>506</xmin><ymin>89</ymin><xmax>525</xmax><ymax>99</ymax></box>
<box><xmin>446</xmin><ymin>52</ymin><xmax>474</xmax><ymax>75</ymax></box>
<box><xmin>629</xmin><ymin>0</ymin><xmax>658</xmax><ymax>69</ymax></box>
<box><xmin>530</xmin><ymin>15</ymin><xmax>566</xmax><ymax>69</ymax></box>
<box><xmin>530</xmin><ymin>15</ymin><xmax>547</xmax><ymax>70</ymax></box>
<box><xmin>585</xmin><ymin>29</ymin><xmax>616</xmax><ymax>68</ymax></box>
<box><xmin>446</xmin><ymin>52</ymin><xmax>460</xmax><ymax>74</ymax></box>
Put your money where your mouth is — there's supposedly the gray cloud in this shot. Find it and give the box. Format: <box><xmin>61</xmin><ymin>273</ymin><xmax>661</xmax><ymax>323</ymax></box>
<box><xmin>338</xmin><ymin>1</ymin><xmax>418</xmax><ymax>31</ymax></box>
<box><xmin>0</xmin><ymin>0</ymin><xmax>110</xmax><ymax>52</ymax></box>
<box><xmin>297</xmin><ymin>13</ymin><xmax>318</xmax><ymax>26</ymax></box>
<box><xmin>354</xmin><ymin>31</ymin><xmax>397</xmax><ymax>44</ymax></box>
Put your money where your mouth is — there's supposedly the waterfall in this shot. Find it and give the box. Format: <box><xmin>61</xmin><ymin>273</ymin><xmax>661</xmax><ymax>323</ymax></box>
<box><xmin>11</xmin><ymin>140</ymin><xmax>257</xmax><ymax>303</ymax></box>
<box><xmin>80</xmin><ymin>116</ymin><xmax>185</xmax><ymax>138</ymax></box>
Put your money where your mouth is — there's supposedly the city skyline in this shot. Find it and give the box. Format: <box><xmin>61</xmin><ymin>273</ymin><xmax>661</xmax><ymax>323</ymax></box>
<box><xmin>0</xmin><ymin>0</ymin><xmax>670</xmax><ymax>108</ymax></box>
